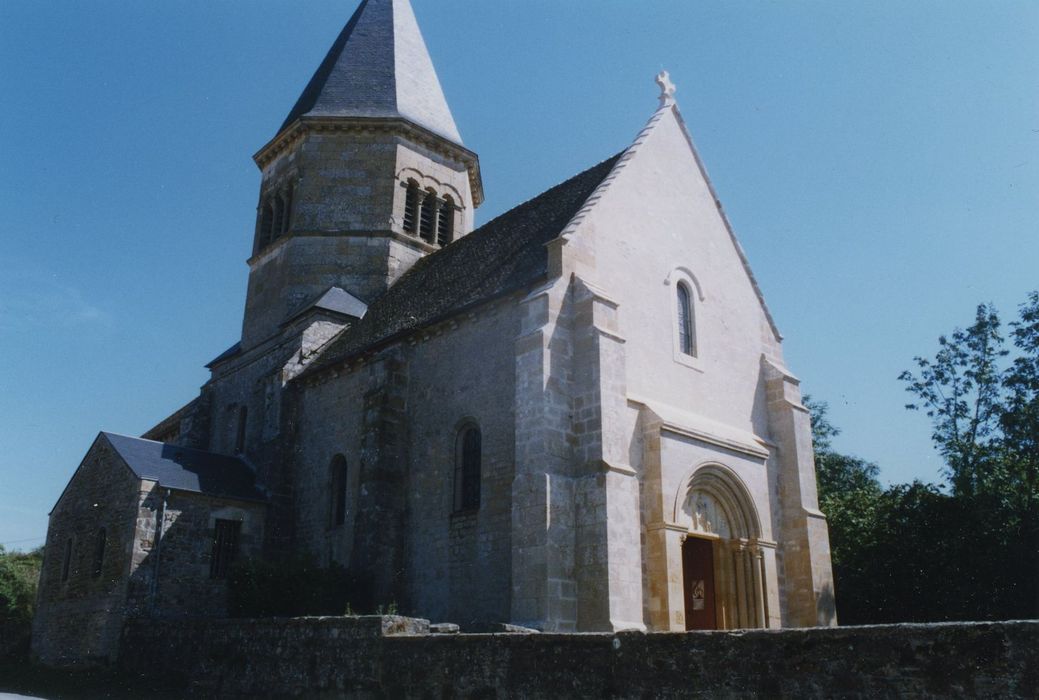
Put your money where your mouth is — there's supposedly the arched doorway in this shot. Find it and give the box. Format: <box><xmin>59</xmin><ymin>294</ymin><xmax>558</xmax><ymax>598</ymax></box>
<box><xmin>675</xmin><ymin>465</ymin><xmax>769</xmax><ymax>630</ymax></box>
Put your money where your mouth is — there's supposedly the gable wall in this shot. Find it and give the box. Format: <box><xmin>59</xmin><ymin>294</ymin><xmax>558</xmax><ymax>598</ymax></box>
<box><xmin>573</xmin><ymin>109</ymin><xmax>781</xmax><ymax>439</ymax></box>
<box><xmin>563</xmin><ymin>109</ymin><xmax>804</xmax><ymax>628</ymax></box>
<box><xmin>32</xmin><ymin>439</ymin><xmax>140</xmax><ymax>665</ymax></box>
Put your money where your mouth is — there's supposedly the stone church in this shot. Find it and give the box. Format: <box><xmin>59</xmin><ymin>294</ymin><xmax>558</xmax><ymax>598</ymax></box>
<box><xmin>33</xmin><ymin>0</ymin><xmax>836</xmax><ymax>665</ymax></box>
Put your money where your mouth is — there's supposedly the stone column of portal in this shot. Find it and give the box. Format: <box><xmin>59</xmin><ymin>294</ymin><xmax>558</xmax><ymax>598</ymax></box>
<box><xmin>570</xmin><ymin>277</ymin><xmax>644</xmax><ymax>632</ymax></box>
<box><xmin>757</xmin><ymin>541</ymin><xmax>782</xmax><ymax>628</ymax></box>
<box><xmin>762</xmin><ymin>356</ymin><xmax>837</xmax><ymax>627</ymax></box>
<box><xmin>639</xmin><ymin>405</ymin><xmax>687</xmax><ymax>632</ymax></box>
<box><xmin>511</xmin><ymin>278</ymin><xmax>578</xmax><ymax>631</ymax></box>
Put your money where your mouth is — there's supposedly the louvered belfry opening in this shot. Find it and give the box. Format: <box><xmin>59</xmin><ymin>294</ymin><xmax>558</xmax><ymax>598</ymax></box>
<box><xmin>419</xmin><ymin>189</ymin><xmax>438</xmax><ymax>242</ymax></box>
<box><xmin>437</xmin><ymin>196</ymin><xmax>455</xmax><ymax>246</ymax></box>
<box><xmin>402</xmin><ymin>181</ymin><xmax>457</xmax><ymax>247</ymax></box>
<box><xmin>403</xmin><ymin>180</ymin><xmax>420</xmax><ymax>233</ymax></box>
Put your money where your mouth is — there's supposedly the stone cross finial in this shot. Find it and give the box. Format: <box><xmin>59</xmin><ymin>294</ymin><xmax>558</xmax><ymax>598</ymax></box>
<box><xmin>656</xmin><ymin>70</ymin><xmax>676</xmax><ymax>107</ymax></box>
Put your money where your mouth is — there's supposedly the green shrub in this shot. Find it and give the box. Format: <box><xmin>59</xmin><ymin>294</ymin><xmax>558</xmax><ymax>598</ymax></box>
<box><xmin>0</xmin><ymin>545</ymin><xmax>43</xmax><ymax>658</ymax></box>
<box><xmin>0</xmin><ymin>546</ymin><xmax>42</xmax><ymax>627</ymax></box>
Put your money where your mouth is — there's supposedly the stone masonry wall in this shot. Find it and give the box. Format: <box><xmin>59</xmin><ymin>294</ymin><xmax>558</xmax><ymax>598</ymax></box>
<box><xmin>290</xmin><ymin>300</ymin><xmax>518</xmax><ymax>627</ymax></box>
<box><xmin>120</xmin><ymin>617</ymin><xmax>1039</xmax><ymax>698</ymax></box>
<box><xmin>31</xmin><ymin>439</ymin><xmax>140</xmax><ymax>666</ymax></box>
<box><xmin>135</xmin><ymin>491</ymin><xmax>266</xmax><ymax>619</ymax></box>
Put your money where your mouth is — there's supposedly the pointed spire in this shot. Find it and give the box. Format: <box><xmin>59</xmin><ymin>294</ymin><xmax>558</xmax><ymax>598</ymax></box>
<box><xmin>280</xmin><ymin>0</ymin><xmax>462</xmax><ymax>145</ymax></box>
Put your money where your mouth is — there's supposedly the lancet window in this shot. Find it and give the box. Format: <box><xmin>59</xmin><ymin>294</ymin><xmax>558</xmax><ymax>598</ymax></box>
<box><xmin>92</xmin><ymin>528</ymin><xmax>106</xmax><ymax>578</ymax></box>
<box><xmin>329</xmin><ymin>455</ymin><xmax>348</xmax><ymax>528</ymax></box>
<box><xmin>677</xmin><ymin>282</ymin><xmax>696</xmax><ymax>356</ymax></box>
<box><xmin>454</xmin><ymin>424</ymin><xmax>482</xmax><ymax>512</ymax></box>
<box><xmin>61</xmin><ymin>538</ymin><xmax>73</xmax><ymax>582</ymax></box>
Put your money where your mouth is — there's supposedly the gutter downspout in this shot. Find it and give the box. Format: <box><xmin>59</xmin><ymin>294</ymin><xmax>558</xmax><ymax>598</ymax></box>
<box><xmin>149</xmin><ymin>487</ymin><xmax>169</xmax><ymax>615</ymax></box>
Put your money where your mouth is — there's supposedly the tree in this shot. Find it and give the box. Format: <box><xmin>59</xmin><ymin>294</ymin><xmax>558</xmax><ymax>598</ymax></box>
<box><xmin>1002</xmin><ymin>292</ymin><xmax>1039</xmax><ymax>615</ymax></box>
<box><xmin>1002</xmin><ymin>292</ymin><xmax>1039</xmax><ymax>509</ymax></box>
<box><xmin>0</xmin><ymin>545</ymin><xmax>43</xmax><ymax>658</ymax></box>
<box><xmin>805</xmin><ymin>396</ymin><xmax>884</xmax><ymax>624</ymax></box>
<box><xmin>899</xmin><ymin>304</ymin><xmax>1008</xmax><ymax>497</ymax></box>
<box><xmin>899</xmin><ymin>294</ymin><xmax>1039</xmax><ymax>619</ymax></box>
<box><xmin>0</xmin><ymin>546</ymin><xmax>42</xmax><ymax>628</ymax></box>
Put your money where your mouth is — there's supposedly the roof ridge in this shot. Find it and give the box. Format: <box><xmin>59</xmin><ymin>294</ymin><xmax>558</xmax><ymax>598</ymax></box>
<box><xmin>296</xmin><ymin>152</ymin><xmax>623</xmax><ymax>380</ymax></box>
<box><xmin>382</xmin><ymin>152</ymin><xmax>627</xmax><ymax>288</ymax></box>
<box><xmin>470</xmin><ymin>153</ymin><xmax>628</xmax><ymax>237</ymax></box>
<box><xmin>662</xmin><ymin>102</ymin><xmax>784</xmax><ymax>341</ymax></box>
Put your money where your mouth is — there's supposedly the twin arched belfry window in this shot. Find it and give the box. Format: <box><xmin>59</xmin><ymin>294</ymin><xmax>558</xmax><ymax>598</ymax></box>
<box><xmin>256</xmin><ymin>181</ymin><xmax>295</xmax><ymax>252</ymax></box>
<box><xmin>403</xmin><ymin>180</ymin><xmax>455</xmax><ymax>247</ymax></box>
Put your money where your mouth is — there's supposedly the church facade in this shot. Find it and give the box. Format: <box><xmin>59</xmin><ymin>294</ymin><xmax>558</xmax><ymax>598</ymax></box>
<box><xmin>33</xmin><ymin>0</ymin><xmax>835</xmax><ymax>666</ymax></box>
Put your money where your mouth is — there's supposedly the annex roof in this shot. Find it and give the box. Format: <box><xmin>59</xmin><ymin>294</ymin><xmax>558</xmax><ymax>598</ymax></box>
<box><xmin>301</xmin><ymin>152</ymin><xmax>623</xmax><ymax>379</ymax></box>
<box><xmin>102</xmin><ymin>432</ymin><xmax>267</xmax><ymax>503</ymax></box>
<box><xmin>279</xmin><ymin>0</ymin><xmax>462</xmax><ymax>145</ymax></box>
<box><xmin>284</xmin><ymin>286</ymin><xmax>368</xmax><ymax>326</ymax></box>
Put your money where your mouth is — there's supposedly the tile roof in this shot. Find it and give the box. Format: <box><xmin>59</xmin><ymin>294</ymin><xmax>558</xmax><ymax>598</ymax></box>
<box><xmin>280</xmin><ymin>0</ymin><xmax>462</xmax><ymax>144</ymax></box>
<box><xmin>301</xmin><ymin>152</ymin><xmax>623</xmax><ymax>378</ymax></box>
<box><xmin>103</xmin><ymin>433</ymin><xmax>267</xmax><ymax>503</ymax></box>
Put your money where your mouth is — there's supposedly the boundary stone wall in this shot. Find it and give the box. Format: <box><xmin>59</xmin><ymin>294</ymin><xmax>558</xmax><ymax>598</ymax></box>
<box><xmin>119</xmin><ymin>616</ymin><xmax>1038</xmax><ymax>698</ymax></box>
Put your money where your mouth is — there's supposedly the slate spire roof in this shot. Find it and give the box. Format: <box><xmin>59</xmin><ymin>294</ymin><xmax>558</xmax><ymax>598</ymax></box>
<box><xmin>280</xmin><ymin>0</ymin><xmax>463</xmax><ymax>145</ymax></box>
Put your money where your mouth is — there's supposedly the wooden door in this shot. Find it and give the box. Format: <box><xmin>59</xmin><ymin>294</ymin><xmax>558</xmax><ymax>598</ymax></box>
<box><xmin>683</xmin><ymin>536</ymin><xmax>716</xmax><ymax>630</ymax></box>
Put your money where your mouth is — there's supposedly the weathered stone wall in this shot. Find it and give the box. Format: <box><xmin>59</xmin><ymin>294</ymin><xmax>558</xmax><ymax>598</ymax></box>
<box><xmin>402</xmin><ymin>301</ymin><xmax>517</xmax><ymax>627</ymax></box>
<box><xmin>120</xmin><ymin>617</ymin><xmax>1039</xmax><ymax>698</ymax></box>
<box><xmin>128</xmin><ymin>490</ymin><xmax>266</xmax><ymax>619</ymax></box>
<box><xmin>32</xmin><ymin>438</ymin><xmax>140</xmax><ymax>666</ymax></box>
<box><xmin>290</xmin><ymin>300</ymin><xmax>518</xmax><ymax>627</ymax></box>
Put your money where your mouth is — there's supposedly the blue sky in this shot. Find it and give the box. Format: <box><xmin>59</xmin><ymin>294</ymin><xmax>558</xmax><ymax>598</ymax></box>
<box><xmin>1</xmin><ymin>1</ymin><xmax>1036</xmax><ymax>550</ymax></box>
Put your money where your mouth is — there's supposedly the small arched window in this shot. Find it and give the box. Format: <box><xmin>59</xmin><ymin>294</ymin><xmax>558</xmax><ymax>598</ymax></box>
<box><xmin>61</xmin><ymin>538</ymin><xmax>73</xmax><ymax>582</ymax></box>
<box><xmin>271</xmin><ymin>196</ymin><xmax>284</xmax><ymax>241</ymax></box>
<box><xmin>281</xmin><ymin>184</ymin><xmax>294</xmax><ymax>236</ymax></box>
<box><xmin>437</xmin><ymin>196</ymin><xmax>455</xmax><ymax>246</ymax></box>
<box><xmin>454</xmin><ymin>425</ymin><xmax>482</xmax><ymax>512</ymax></box>
<box><xmin>677</xmin><ymin>282</ymin><xmax>696</xmax><ymax>356</ymax></box>
<box><xmin>403</xmin><ymin>180</ymin><xmax>420</xmax><ymax>233</ymax></box>
<box><xmin>235</xmin><ymin>405</ymin><xmax>248</xmax><ymax>454</ymax></box>
<box><xmin>419</xmin><ymin>189</ymin><xmax>438</xmax><ymax>243</ymax></box>
<box><xmin>92</xmin><ymin>528</ymin><xmax>106</xmax><ymax>578</ymax></box>
<box><xmin>329</xmin><ymin>455</ymin><xmax>348</xmax><ymax>527</ymax></box>
<box><xmin>259</xmin><ymin>200</ymin><xmax>275</xmax><ymax>249</ymax></box>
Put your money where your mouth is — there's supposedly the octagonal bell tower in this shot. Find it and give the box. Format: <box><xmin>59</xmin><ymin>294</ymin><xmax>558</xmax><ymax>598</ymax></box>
<box><xmin>241</xmin><ymin>0</ymin><xmax>483</xmax><ymax>350</ymax></box>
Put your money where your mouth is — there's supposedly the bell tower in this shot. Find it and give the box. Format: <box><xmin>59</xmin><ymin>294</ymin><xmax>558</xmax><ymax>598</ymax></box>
<box><xmin>241</xmin><ymin>0</ymin><xmax>483</xmax><ymax>349</ymax></box>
